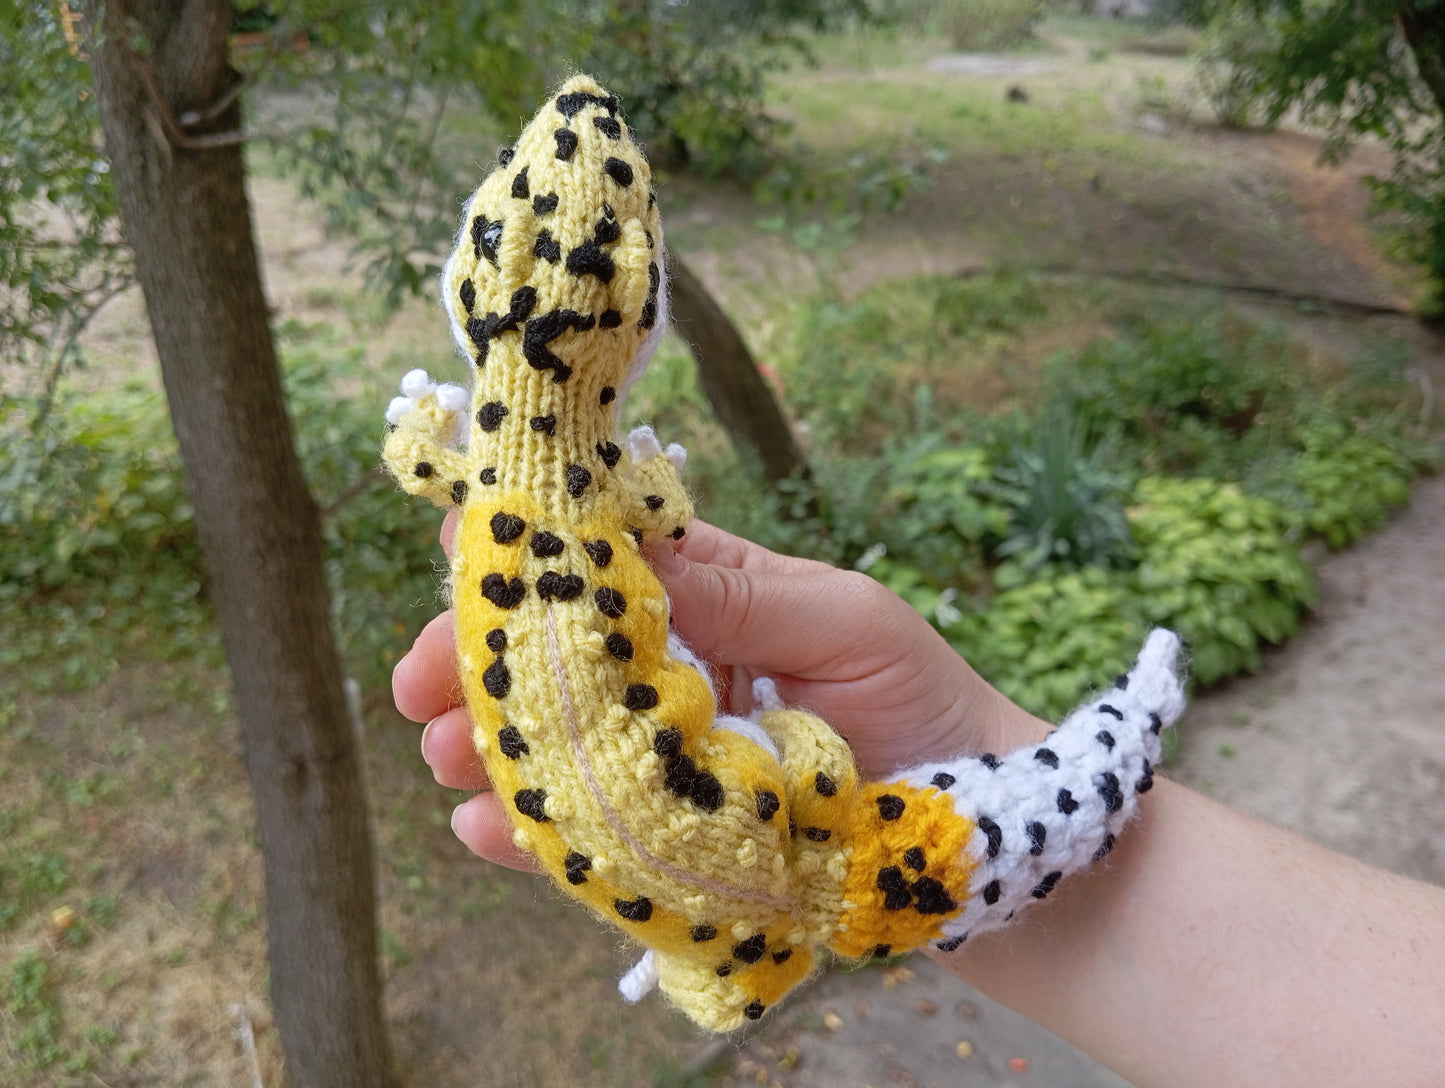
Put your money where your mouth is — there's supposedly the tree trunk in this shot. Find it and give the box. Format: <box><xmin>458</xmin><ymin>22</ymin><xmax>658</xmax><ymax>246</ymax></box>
<box><xmin>86</xmin><ymin>4</ymin><xmax>396</xmax><ymax>1085</ymax></box>
<box><xmin>667</xmin><ymin>252</ymin><xmax>812</xmax><ymax>486</ymax></box>
<box><xmin>1396</xmin><ymin>4</ymin><xmax>1445</xmax><ymax>317</ymax></box>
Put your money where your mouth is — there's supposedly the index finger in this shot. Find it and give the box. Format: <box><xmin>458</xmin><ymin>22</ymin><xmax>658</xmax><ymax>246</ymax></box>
<box><xmin>393</xmin><ymin>610</ymin><xmax>463</xmax><ymax>723</ymax></box>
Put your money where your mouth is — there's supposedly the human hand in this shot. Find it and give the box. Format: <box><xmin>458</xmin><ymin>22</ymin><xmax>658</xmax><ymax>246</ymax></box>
<box><xmin>391</xmin><ymin>516</ymin><xmax>1047</xmax><ymax>871</ymax></box>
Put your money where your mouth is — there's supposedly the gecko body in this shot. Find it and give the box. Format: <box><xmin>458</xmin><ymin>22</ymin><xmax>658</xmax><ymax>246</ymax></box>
<box><xmin>382</xmin><ymin>76</ymin><xmax>1186</xmax><ymax>1031</ymax></box>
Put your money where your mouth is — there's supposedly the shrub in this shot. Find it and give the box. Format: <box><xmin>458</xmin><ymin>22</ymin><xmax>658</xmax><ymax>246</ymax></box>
<box><xmin>1279</xmin><ymin>418</ymin><xmax>1417</xmax><ymax>549</ymax></box>
<box><xmin>923</xmin><ymin>0</ymin><xmax>1047</xmax><ymax>51</ymax></box>
<box><xmin>1128</xmin><ymin>476</ymin><xmax>1315</xmax><ymax>685</ymax></box>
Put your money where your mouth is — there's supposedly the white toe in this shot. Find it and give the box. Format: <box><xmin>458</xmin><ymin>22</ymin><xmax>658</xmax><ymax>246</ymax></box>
<box><xmin>400</xmin><ymin>369</ymin><xmax>434</xmax><ymax>399</ymax></box>
<box><xmin>628</xmin><ymin>424</ymin><xmax>662</xmax><ymax>460</ymax></box>
<box><xmin>436</xmin><ymin>383</ymin><xmax>469</xmax><ymax>412</ymax></box>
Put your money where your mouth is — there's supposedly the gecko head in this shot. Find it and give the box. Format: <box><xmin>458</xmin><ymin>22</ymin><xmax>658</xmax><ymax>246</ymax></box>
<box><xmin>440</xmin><ymin>75</ymin><xmax>667</xmax><ymax>401</ymax></box>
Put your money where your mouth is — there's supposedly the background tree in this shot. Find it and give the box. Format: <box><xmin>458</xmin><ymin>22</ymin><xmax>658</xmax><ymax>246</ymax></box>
<box><xmin>1198</xmin><ymin>0</ymin><xmax>1445</xmax><ymax>315</ymax></box>
<box><xmin>81</xmin><ymin>2</ymin><xmax>396</xmax><ymax>1085</ymax></box>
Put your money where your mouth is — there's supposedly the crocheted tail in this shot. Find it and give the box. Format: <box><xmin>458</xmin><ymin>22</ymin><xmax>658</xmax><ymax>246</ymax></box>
<box><xmin>830</xmin><ymin>628</ymin><xmax>1187</xmax><ymax>958</ymax></box>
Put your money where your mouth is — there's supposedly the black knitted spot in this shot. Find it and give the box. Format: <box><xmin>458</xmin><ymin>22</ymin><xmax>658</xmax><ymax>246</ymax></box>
<box><xmin>1034</xmin><ymin>747</ymin><xmax>1059</xmax><ymax>769</ymax></box>
<box><xmin>904</xmin><ymin>846</ymin><xmax>927</xmax><ymax>871</ymax></box>
<box><xmin>911</xmin><ymin>877</ymin><xmax>956</xmax><ymax>915</ymax></box>
<box><xmin>936</xmin><ymin>934</ymin><xmax>967</xmax><ymax>953</ymax></box>
<box><xmin>480</xmin><ymin>467</ymin><xmax>497</xmax><ymax>486</ymax></box>
<box><xmin>536</xmin><ymin>572</ymin><xmax>585</xmax><ymax>602</ymax></box>
<box><xmin>497</xmin><ymin>725</ymin><xmax>528</xmax><ymax>759</ymax></box>
<box><xmin>624</xmin><ymin>683</ymin><xmax>658</xmax><ymax>711</ymax></box>
<box><xmin>600</xmin><ymin>386</ymin><xmax>616</xmax><ymax>405</ymax></box>
<box><xmin>715</xmin><ymin>962</ymin><xmax>731</xmax><ymax>977</ymax></box>
<box><xmin>530</xmin><ymin>414</ymin><xmax>556</xmax><ymax>436</ymax></box>
<box><xmin>1097</xmin><ymin>772</ymin><xmax>1124</xmax><ymax>813</ymax></box>
<box><xmin>524</xmin><ymin>309</ymin><xmax>594</xmax><ymax>383</ymax></box>
<box><xmin>483</xmin><ymin>659</ymin><xmax>511</xmax><ymax>699</ymax></box>
<box><xmin>1057</xmin><ymin>788</ymin><xmax>1080</xmax><ymax>815</ymax></box>
<box><xmin>533</xmin><ymin>193</ymin><xmax>559</xmax><ymax>215</ymax></box>
<box><xmin>755</xmin><ymin>789</ymin><xmax>780</xmax><ymax>822</ymax></box>
<box><xmin>644</xmin><ymin>494</ymin><xmax>665</xmax><ymax>511</ymax></box>
<box><xmin>1026</xmin><ymin>821</ymin><xmax>1047</xmax><ymax>856</ymax></box>
<box><xmin>733</xmin><ymin>934</ymin><xmax>766</xmax><ymax>964</ymax></box>
<box><xmin>554</xmin><ymin>128</ymin><xmax>578</xmax><ymax>161</ymax></box>
<box><xmin>640</xmin><ymin>262</ymin><xmax>660</xmax><ymax>329</ymax></box>
<box><xmin>498</xmin><ymin>146</ymin><xmax>514</xmax><ymax>166</ymax></box>
<box><xmin>510</xmin><ymin>166</ymin><xmax>530</xmax><ymax>199</ymax></box>
<box><xmin>1093</xmin><ymin>833</ymin><xmax>1116</xmax><ymax>861</ymax></box>
<box><xmin>583</xmin><ymin>539</ymin><xmax>613</xmax><ymax>567</ymax></box>
<box><xmin>1115</xmin><ymin>674</ymin><xmax>1129</xmax><ymax>689</ymax></box>
<box><xmin>1098</xmin><ymin>703</ymin><xmax>1124</xmax><ymax>720</ymax></box>
<box><xmin>803</xmin><ymin>827</ymin><xmax>831</xmax><ymax>843</ymax></box>
<box><xmin>459</xmin><ymin>278</ymin><xmax>476</xmax><ymax>312</ymax></box>
<box><xmin>477</xmin><ymin>401</ymin><xmax>508</xmax><ymax>431</ymax></box>
<box><xmin>490</xmin><ymin>511</ymin><xmax>526</xmax><ymax>544</ymax></box>
<box><xmin>414</xmin><ymin>461</ymin><xmax>433</xmax><ymax>478</ymax></box>
<box><xmin>744</xmin><ymin>1000</ymin><xmax>765</xmax><ymax>1021</ymax></box>
<box><xmin>481</xmin><ymin>574</ymin><xmax>525</xmax><ymax>610</ymax></box>
<box><xmin>931</xmin><ymin>772</ymin><xmax>956</xmax><ymax>790</ymax></box>
<box><xmin>873</xmin><ymin>944</ymin><xmax>892</xmax><ymax>959</ymax></box>
<box><xmin>691</xmin><ymin>924</ymin><xmax>717</xmax><ymax>942</ymax></box>
<box><xmin>629</xmin><ymin>528</ymin><xmax>644</xmax><ymax>545</ymax></box>
<box><xmin>1096</xmin><ymin>729</ymin><xmax>1116</xmax><ymax>750</ymax></box>
<box><xmin>565</xmin><ymin>240</ymin><xmax>615</xmax><ymax>283</ymax></box>
<box><xmin>664</xmin><ymin>754</ymin><xmax>696</xmax><ymax>798</ymax></box>
<box><xmin>604</xmin><ymin>157</ymin><xmax>634</xmax><ymax>187</ymax></box>
<box><xmin>596</xmin><ymin>441</ymin><xmax>622</xmax><ymax>469</ymax></box>
<box><xmin>1031</xmin><ymin>871</ymin><xmax>1063</xmax><ymax>900</ymax></box>
<box><xmin>1138</xmin><ymin>759</ymin><xmax>1155</xmax><ymax>794</ymax></box>
<box><xmin>450</xmin><ymin>479</ymin><xmax>468</xmax><ymax>505</ymax></box>
<box><xmin>514</xmin><ymin>789</ymin><xmax>548</xmax><ymax>822</ymax></box>
<box><xmin>485</xmin><ymin>628</ymin><xmax>507</xmax><ymax>652</ymax></box>
<box><xmin>670</xmin><ymin>526</ymin><xmax>686</xmax><ymax>540</ymax></box>
<box><xmin>530</xmin><ymin>531</ymin><xmax>565</xmax><ymax>558</ymax></box>
<box><xmin>563</xmin><ymin>851</ymin><xmax>591</xmax><ymax>885</ymax></box>
<box><xmin>605</xmin><ymin>632</ymin><xmax>634</xmax><ymax>661</ymax></box>
<box><xmin>814</xmin><ymin>771</ymin><xmax>837</xmax><ymax>797</ymax></box>
<box><xmin>595</xmin><ymin>586</ymin><xmax>626</xmax><ymax>617</ymax></box>
<box><xmin>594</xmin><ymin>115</ymin><xmax>621</xmax><ymax>139</ymax></box>
<box><xmin>877</xmin><ymin>867</ymin><xmax>912</xmax><ymax>910</ymax></box>
<box><xmin>652</xmin><ymin>728</ymin><xmax>684</xmax><ymax>759</ymax></box>
<box><xmin>979</xmin><ymin>753</ymin><xmax>1001</xmax><ymax>770</ymax></box>
<box><xmin>566</xmin><ymin>464</ymin><xmax>592</xmax><ymax>497</ymax></box>
<box><xmin>977</xmin><ymin>816</ymin><xmax>1002</xmax><ymax>859</ymax></box>
<box><xmin>876</xmin><ymin>794</ymin><xmax>906</xmax><ymax>821</ymax></box>
<box><xmin>690</xmin><ymin>771</ymin><xmax>725</xmax><ymax>812</ymax></box>
<box><xmin>614</xmin><ymin>896</ymin><xmax>652</xmax><ymax>922</ymax></box>
<box><xmin>598</xmin><ymin>309</ymin><xmax>622</xmax><ymax>328</ymax></box>
<box><xmin>772</xmin><ymin>949</ymin><xmax>793</xmax><ymax>964</ymax></box>
<box><xmin>982</xmin><ymin>879</ymin><xmax>1001</xmax><ymax>906</ymax></box>
<box><xmin>555</xmin><ymin>90</ymin><xmax>617</xmax><ymax>119</ymax></box>
<box><xmin>533</xmin><ymin>230</ymin><xmax>561</xmax><ymax>262</ymax></box>
<box><xmin>1149</xmin><ymin>712</ymin><xmax>1163</xmax><ymax>734</ymax></box>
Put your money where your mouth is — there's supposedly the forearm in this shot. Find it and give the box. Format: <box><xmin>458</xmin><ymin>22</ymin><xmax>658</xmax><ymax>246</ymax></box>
<box><xmin>932</xmin><ymin>776</ymin><xmax>1445</xmax><ymax>1087</ymax></box>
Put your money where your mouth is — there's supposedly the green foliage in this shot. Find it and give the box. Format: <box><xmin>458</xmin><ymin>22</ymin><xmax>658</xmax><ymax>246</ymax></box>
<box><xmin>0</xmin><ymin>0</ymin><xmax>131</xmax><ymax>402</ymax></box>
<box><xmin>913</xmin><ymin>0</ymin><xmax>1046</xmax><ymax>50</ymax></box>
<box><xmin>950</xmin><ymin>563</ymin><xmax>1145</xmax><ymax>719</ymax></box>
<box><xmin>1281</xmin><ymin>417</ymin><xmax>1418</xmax><ymax>548</ymax></box>
<box><xmin>1129</xmin><ymin>476</ymin><xmax>1315</xmax><ymax>685</ymax></box>
<box><xmin>6</xmin><ymin>949</ymin><xmax>63</xmax><ymax>1070</ymax></box>
<box><xmin>1196</xmin><ymin>1</ymin><xmax>1445</xmax><ymax>311</ymax></box>
<box><xmin>1050</xmin><ymin>306</ymin><xmax>1295</xmax><ymax>476</ymax></box>
<box><xmin>990</xmin><ymin>408</ymin><xmax>1136</xmax><ymax>572</ymax></box>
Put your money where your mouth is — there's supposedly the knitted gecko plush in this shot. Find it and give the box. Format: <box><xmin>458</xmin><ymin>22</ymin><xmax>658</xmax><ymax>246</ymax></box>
<box><xmin>382</xmin><ymin>75</ymin><xmax>1187</xmax><ymax>1032</ymax></box>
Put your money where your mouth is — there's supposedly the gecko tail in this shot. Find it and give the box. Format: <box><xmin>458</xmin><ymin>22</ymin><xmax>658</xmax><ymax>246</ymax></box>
<box><xmin>896</xmin><ymin>628</ymin><xmax>1187</xmax><ymax>951</ymax></box>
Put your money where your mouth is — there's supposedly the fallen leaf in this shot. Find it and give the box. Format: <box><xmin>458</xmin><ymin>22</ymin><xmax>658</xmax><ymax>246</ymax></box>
<box><xmin>914</xmin><ymin>1000</ymin><xmax>937</xmax><ymax>1017</ymax></box>
<box><xmin>1009</xmin><ymin>1057</ymin><xmax>1031</xmax><ymax>1073</ymax></box>
<box><xmin>955</xmin><ymin>1040</ymin><xmax>975</xmax><ymax>1060</ymax></box>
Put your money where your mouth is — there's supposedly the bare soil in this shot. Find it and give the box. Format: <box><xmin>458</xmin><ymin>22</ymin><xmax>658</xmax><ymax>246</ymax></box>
<box><xmin>5</xmin><ymin>27</ymin><xmax>1442</xmax><ymax>1088</ymax></box>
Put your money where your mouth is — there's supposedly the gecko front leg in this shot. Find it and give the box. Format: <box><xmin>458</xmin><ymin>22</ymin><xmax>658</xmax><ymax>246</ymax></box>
<box><xmin>382</xmin><ymin>369</ymin><xmax>473</xmax><ymax>509</ymax></box>
<box><xmin>619</xmin><ymin>424</ymin><xmax>693</xmax><ymax>540</ymax></box>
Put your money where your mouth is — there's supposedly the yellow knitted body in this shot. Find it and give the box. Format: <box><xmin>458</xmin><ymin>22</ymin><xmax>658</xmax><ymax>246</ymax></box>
<box><xmin>382</xmin><ymin>75</ymin><xmax>1185</xmax><ymax>1031</ymax></box>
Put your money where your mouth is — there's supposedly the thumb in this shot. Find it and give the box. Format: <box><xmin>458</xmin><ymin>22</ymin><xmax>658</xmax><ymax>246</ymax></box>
<box><xmin>653</xmin><ymin>544</ymin><xmax>882</xmax><ymax>681</ymax></box>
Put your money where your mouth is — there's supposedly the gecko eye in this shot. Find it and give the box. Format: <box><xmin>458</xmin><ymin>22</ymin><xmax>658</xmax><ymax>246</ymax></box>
<box><xmin>480</xmin><ymin>220</ymin><xmax>504</xmax><ymax>268</ymax></box>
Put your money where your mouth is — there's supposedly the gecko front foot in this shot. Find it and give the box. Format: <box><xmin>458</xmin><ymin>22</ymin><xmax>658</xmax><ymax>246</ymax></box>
<box><xmin>382</xmin><ymin>369</ymin><xmax>473</xmax><ymax>508</ymax></box>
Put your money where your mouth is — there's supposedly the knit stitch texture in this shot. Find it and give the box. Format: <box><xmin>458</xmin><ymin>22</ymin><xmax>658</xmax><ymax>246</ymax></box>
<box><xmin>381</xmin><ymin>75</ymin><xmax>1188</xmax><ymax>1032</ymax></box>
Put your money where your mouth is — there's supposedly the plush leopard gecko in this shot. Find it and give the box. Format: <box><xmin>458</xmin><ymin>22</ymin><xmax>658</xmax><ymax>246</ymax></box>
<box><xmin>382</xmin><ymin>75</ymin><xmax>1187</xmax><ymax>1032</ymax></box>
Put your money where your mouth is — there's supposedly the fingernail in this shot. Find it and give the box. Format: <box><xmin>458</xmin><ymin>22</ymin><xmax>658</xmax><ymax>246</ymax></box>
<box><xmin>451</xmin><ymin>801</ymin><xmax>466</xmax><ymax>834</ymax></box>
<box><xmin>421</xmin><ymin>716</ymin><xmax>438</xmax><ymax>759</ymax></box>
